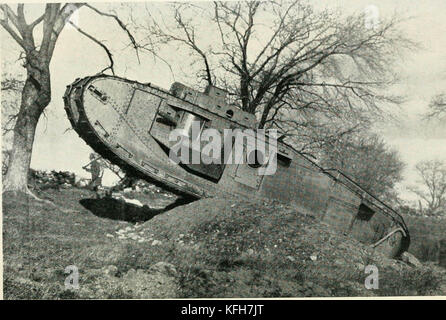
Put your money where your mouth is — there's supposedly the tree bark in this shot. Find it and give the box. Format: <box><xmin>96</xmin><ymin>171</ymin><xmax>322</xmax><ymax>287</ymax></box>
<box><xmin>3</xmin><ymin>59</ymin><xmax>51</xmax><ymax>194</ymax></box>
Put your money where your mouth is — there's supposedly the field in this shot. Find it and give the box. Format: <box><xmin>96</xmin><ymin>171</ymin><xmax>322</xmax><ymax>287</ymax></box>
<box><xmin>2</xmin><ymin>187</ymin><xmax>446</xmax><ymax>299</ymax></box>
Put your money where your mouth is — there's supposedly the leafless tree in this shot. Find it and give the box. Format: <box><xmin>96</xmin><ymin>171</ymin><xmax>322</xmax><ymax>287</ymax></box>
<box><xmin>130</xmin><ymin>1</ymin><xmax>413</xmax><ymax>154</ymax></box>
<box><xmin>1</xmin><ymin>66</ymin><xmax>24</xmax><ymax>175</ymax></box>
<box><xmin>424</xmin><ymin>93</ymin><xmax>446</xmax><ymax>121</ymax></box>
<box><xmin>0</xmin><ymin>3</ymin><xmax>138</xmax><ymax>195</ymax></box>
<box><xmin>1</xmin><ymin>75</ymin><xmax>23</xmax><ymax>92</ymax></box>
<box><xmin>320</xmin><ymin>133</ymin><xmax>405</xmax><ymax>202</ymax></box>
<box><xmin>409</xmin><ymin>160</ymin><xmax>446</xmax><ymax>216</ymax></box>
<box><xmin>1</xmin><ymin>67</ymin><xmax>24</xmax><ymax>138</ymax></box>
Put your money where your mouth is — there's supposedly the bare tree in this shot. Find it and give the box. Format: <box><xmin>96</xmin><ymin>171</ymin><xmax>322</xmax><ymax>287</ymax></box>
<box><xmin>130</xmin><ymin>1</ymin><xmax>412</xmax><ymax>153</ymax></box>
<box><xmin>1</xmin><ymin>73</ymin><xmax>23</xmax><ymax>92</ymax></box>
<box><xmin>1</xmin><ymin>66</ymin><xmax>24</xmax><ymax>141</ymax></box>
<box><xmin>409</xmin><ymin>160</ymin><xmax>446</xmax><ymax>216</ymax></box>
<box><xmin>424</xmin><ymin>93</ymin><xmax>446</xmax><ymax>121</ymax></box>
<box><xmin>1</xmin><ymin>67</ymin><xmax>24</xmax><ymax>175</ymax></box>
<box><xmin>0</xmin><ymin>3</ymin><xmax>137</xmax><ymax>195</ymax></box>
<box><xmin>320</xmin><ymin>133</ymin><xmax>405</xmax><ymax>202</ymax></box>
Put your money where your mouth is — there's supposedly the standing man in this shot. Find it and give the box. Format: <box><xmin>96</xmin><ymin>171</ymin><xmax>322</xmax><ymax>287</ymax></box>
<box><xmin>83</xmin><ymin>152</ymin><xmax>104</xmax><ymax>191</ymax></box>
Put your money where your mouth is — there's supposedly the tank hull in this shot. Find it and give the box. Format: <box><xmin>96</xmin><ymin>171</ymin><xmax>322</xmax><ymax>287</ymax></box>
<box><xmin>63</xmin><ymin>75</ymin><xmax>410</xmax><ymax>258</ymax></box>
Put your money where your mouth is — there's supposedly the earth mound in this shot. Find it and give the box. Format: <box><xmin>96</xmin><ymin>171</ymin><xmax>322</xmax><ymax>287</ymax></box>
<box><xmin>3</xmin><ymin>189</ymin><xmax>445</xmax><ymax>298</ymax></box>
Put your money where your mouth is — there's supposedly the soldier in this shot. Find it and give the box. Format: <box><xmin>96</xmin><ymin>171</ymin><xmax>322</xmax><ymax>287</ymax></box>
<box><xmin>83</xmin><ymin>153</ymin><xmax>104</xmax><ymax>191</ymax></box>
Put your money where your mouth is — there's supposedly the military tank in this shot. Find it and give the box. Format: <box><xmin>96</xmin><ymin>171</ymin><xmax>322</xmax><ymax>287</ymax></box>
<box><xmin>63</xmin><ymin>74</ymin><xmax>410</xmax><ymax>258</ymax></box>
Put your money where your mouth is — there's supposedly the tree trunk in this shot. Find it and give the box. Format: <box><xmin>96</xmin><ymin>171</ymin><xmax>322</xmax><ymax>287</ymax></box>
<box><xmin>3</xmin><ymin>62</ymin><xmax>51</xmax><ymax>194</ymax></box>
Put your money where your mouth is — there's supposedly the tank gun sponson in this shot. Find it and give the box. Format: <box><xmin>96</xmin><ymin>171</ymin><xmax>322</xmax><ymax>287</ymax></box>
<box><xmin>63</xmin><ymin>74</ymin><xmax>410</xmax><ymax>258</ymax></box>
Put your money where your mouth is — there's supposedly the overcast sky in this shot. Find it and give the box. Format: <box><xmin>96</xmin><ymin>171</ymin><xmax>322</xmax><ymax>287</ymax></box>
<box><xmin>1</xmin><ymin>0</ymin><xmax>446</xmax><ymax>204</ymax></box>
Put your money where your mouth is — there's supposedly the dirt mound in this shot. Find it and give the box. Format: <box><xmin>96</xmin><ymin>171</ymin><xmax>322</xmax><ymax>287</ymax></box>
<box><xmin>137</xmin><ymin>198</ymin><xmax>444</xmax><ymax>297</ymax></box>
<box><xmin>3</xmin><ymin>190</ymin><xmax>445</xmax><ymax>298</ymax></box>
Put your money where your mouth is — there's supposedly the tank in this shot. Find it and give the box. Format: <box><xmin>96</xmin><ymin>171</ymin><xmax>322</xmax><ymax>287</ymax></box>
<box><xmin>63</xmin><ymin>74</ymin><xmax>410</xmax><ymax>258</ymax></box>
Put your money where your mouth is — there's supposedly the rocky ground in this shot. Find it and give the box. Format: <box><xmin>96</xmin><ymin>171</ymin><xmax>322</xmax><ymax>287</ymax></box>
<box><xmin>2</xmin><ymin>187</ymin><xmax>445</xmax><ymax>299</ymax></box>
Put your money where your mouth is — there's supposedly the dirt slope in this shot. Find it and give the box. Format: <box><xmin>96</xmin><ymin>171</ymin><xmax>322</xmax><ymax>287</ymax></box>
<box><xmin>2</xmin><ymin>188</ymin><xmax>444</xmax><ymax>299</ymax></box>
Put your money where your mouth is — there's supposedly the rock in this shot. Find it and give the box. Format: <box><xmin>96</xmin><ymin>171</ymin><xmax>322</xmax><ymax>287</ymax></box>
<box><xmin>286</xmin><ymin>255</ymin><xmax>296</xmax><ymax>262</ymax></box>
<box><xmin>401</xmin><ymin>252</ymin><xmax>423</xmax><ymax>268</ymax></box>
<box><xmin>151</xmin><ymin>240</ymin><xmax>162</xmax><ymax>246</ymax></box>
<box><xmin>310</xmin><ymin>255</ymin><xmax>317</xmax><ymax>261</ymax></box>
<box><xmin>149</xmin><ymin>262</ymin><xmax>177</xmax><ymax>277</ymax></box>
<box><xmin>111</xmin><ymin>192</ymin><xmax>123</xmax><ymax>199</ymax></box>
<box><xmin>120</xmin><ymin>269</ymin><xmax>178</xmax><ymax>299</ymax></box>
<box><xmin>122</xmin><ymin>197</ymin><xmax>143</xmax><ymax>207</ymax></box>
<box><xmin>83</xmin><ymin>244</ymin><xmax>128</xmax><ymax>265</ymax></box>
<box><xmin>128</xmin><ymin>233</ymin><xmax>139</xmax><ymax>240</ymax></box>
<box><xmin>126</xmin><ymin>268</ymin><xmax>136</xmax><ymax>276</ymax></box>
<box><xmin>102</xmin><ymin>265</ymin><xmax>118</xmax><ymax>277</ymax></box>
<box><xmin>74</xmin><ymin>176</ymin><xmax>87</xmax><ymax>186</ymax></box>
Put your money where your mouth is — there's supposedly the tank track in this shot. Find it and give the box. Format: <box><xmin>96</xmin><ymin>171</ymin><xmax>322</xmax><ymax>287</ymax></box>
<box><xmin>63</xmin><ymin>75</ymin><xmax>201</xmax><ymax>199</ymax></box>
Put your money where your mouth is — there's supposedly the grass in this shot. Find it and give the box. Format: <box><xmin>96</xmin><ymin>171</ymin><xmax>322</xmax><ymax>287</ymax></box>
<box><xmin>376</xmin><ymin>267</ymin><xmax>442</xmax><ymax>296</ymax></box>
<box><xmin>2</xmin><ymin>187</ymin><xmax>445</xmax><ymax>299</ymax></box>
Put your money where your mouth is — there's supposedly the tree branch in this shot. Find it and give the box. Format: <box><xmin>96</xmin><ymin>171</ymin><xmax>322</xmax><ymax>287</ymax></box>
<box><xmin>0</xmin><ymin>5</ymin><xmax>26</xmax><ymax>49</ymax></box>
<box><xmin>45</xmin><ymin>3</ymin><xmax>83</xmax><ymax>57</ymax></box>
<box><xmin>84</xmin><ymin>3</ymin><xmax>140</xmax><ymax>64</ymax></box>
<box><xmin>29</xmin><ymin>14</ymin><xmax>45</xmax><ymax>29</ymax></box>
<box><xmin>0</xmin><ymin>19</ymin><xmax>26</xmax><ymax>50</ymax></box>
<box><xmin>67</xmin><ymin>20</ymin><xmax>115</xmax><ymax>75</ymax></box>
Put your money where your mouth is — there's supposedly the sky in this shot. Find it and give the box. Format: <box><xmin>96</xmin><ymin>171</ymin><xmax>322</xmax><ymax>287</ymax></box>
<box><xmin>1</xmin><ymin>0</ymin><xmax>446</xmax><ymax>204</ymax></box>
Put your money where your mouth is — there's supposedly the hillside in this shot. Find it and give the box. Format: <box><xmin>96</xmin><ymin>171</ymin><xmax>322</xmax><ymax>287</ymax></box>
<box><xmin>3</xmin><ymin>187</ymin><xmax>445</xmax><ymax>299</ymax></box>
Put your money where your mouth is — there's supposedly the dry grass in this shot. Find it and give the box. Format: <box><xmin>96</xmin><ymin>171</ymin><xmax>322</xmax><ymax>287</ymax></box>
<box><xmin>2</xmin><ymin>188</ymin><xmax>444</xmax><ymax>299</ymax></box>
